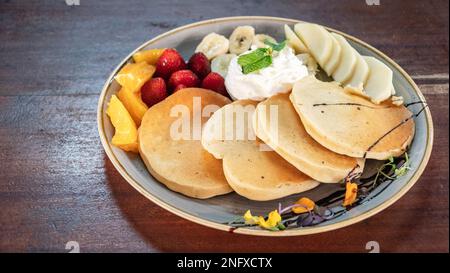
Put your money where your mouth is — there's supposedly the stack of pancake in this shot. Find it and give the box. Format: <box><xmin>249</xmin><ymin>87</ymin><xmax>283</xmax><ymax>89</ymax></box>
<box><xmin>138</xmin><ymin>76</ymin><xmax>415</xmax><ymax>201</ymax></box>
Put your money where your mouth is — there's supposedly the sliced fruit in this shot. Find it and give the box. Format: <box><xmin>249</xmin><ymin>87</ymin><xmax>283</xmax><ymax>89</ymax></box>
<box><xmin>228</xmin><ymin>26</ymin><xmax>255</xmax><ymax>54</ymax></box>
<box><xmin>132</xmin><ymin>49</ymin><xmax>165</xmax><ymax>65</ymax></box>
<box><xmin>322</xmin><ymin>34</ymin><xmax>342</xmax><ymax>76</ymax></box>
<box><xmin>173</xmin><ymin>84</ymin><xmax>187</xmax><ymax>92</ymax></box>
<box><xmin>201</xmin><ymin>72</ymin><xmax>227</xmax><ymax>96</ymax></box>
<box><xmin>195</xmin><ymin>33</ymin><xmax>229</xmax><ymax>60</ymax></box>
<box><xmin>251</xmin><ymin>34</ymin><xmax>276</xmax><ymax>48</ymax></box>
<box><xmin>106</xmin><ymin>95</ymin><xmax>139</xmax><ymax>153</ymax></box>
<box><xmin>141</xmin><ymin>77</ymin><xmax>168</xmax><ymax>107</ymax></box>
<box><xmin>331</xmin><ymin>33</ymin><xmax>357</xmax><ymax>83</ymax></box>
<box><xmin>117</xmin><ymin>87</ymin><xmax>148</xmax><ymax>126</ymax></box>
<box><xmin>284</xmin><ymin>24</ymin><xmax>308</xmax><ymax>54</ymax></box>
<box><xmin>363</xmin><ymin>56</ymin><xmax>393</xmax><ymax>104</ymax></box>
<box><xmin>115</xmin><ymin>62</ymin><xmax>156</xmax><ymax>93</ymax></box>
<box><xmin>211</xmin><ymin>54</ymin><xmax>236</xmax><ymax>78</ymax></box>
<box><xmin>168</xmin><ymin>70</ymin><xmax>200</xmax><ymax>91</ymax></box>
<box><xmin>188</xmin><ymin>52</ymin><xmax>211</xmax><ymax>79</ymax></box>
<box><xmin>294</xmin><ymin>23</ymin><xmax>333</xmax><ymax>67</ymax></box>
<box><xmin>345</xmin><ymin>49</ymin><xmax>370</xmax><ymax>90</ymax></box>
<box><xmin>154</xmin><ymin>49</ymin><xmax>186</xmax><ymax>79</ymax></box>
<box><xmin>296</xmin><ymin>53</ymin><xmax>318</xmax><ymax>75</ymax></box>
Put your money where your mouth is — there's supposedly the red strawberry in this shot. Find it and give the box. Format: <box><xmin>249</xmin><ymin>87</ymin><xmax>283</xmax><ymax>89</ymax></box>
<box><xmin>201</xmin><ymin>72</ymin><xmax>227</xmax><ymax>96</ymax></box>
<box><xmin>188</xmin><ymin>52</ymin><xmax>211</xmax><ymax>79</ymax></box>
<box><xmin>168</xmin><ymin>69</ymin><xmax>199</xmax><ymax>91</ymax></box>
<box><xmin>141</xmin><ymin>77</ymin><xmax>167</xmax><ymax>107</ymax></box>
<box><xmin>155</xmin><ymin>49</ymin><xmax>186</xmax><ymax>79</ymax></box>
<box><xmin>173</xmin><ymin>84</ymin><xmax>187</xmax><ymax>92</ymax></box>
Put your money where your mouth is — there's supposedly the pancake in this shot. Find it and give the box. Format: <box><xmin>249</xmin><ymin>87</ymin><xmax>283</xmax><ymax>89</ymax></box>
<box><xmin>290</xmin><ymin>76</ymin><xmax>415</xmax><ymax>160</ymax></box>
<box><xmin>202</xmin><ymin>100</ymin><xmax>319</xmax><ymax>201</ymax></box>
<box><xmin>253</xmin><ymin>93</ymin><xmax>364</xmax><ymax>183</ymax></box>
<box><xmin>139</xmin><ymin>88</ymin><xmax>233</xmax><ymax>199</ymax></box>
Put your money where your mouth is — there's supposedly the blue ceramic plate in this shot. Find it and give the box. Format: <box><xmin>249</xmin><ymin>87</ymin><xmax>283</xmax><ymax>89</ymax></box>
<box><xmin>97</xmin><ymin>16</ymin><xmax>433</xmax><ymax>236</ymax></box>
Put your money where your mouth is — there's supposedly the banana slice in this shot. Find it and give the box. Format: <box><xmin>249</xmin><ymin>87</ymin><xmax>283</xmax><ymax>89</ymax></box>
<box><xmin>228</xmin><ymin>26</ymin><xmax>255</xmax><ymax>54</ymax></box>
<box><xmin>195</xmin><ymin>32</ymin><xmax>230</xmax><ymax>60</ymax></box>
<box><xmin>296</xmin><ymin>53</ymin><xmax>318</xmax><ymax>75</ymax></box>
<box><xmin>322</xmin><ymin>34</ymin><xmax>342</xmax><ymax>76</ymax></box>
<box><xmin>251</xmin><ymin>34</ymin><xmax>276</xmax><ymax>48</ymax></box>
<box><xmin>284</xmin><ymin>24</ymin><xmax>308</xmax><ymax>54</ymax></box>
<box><xmin>331</xmin><ymin>33</ymin><xmax>357</xmax><ymax>83</ymax></box>
<box><xmin>345</xmin><ymin>49</ymin><xmax>369</xmax><ymax>89</ymax></box>
<box><xmin>211</xmin><ymin>54</ymin><xmax>236</xmax><ymax>78</ymax></box>
<box><xmin>363</xmin><ymin>56</ymin><xmax>393</xmax><ymax>104</ymax></box>
<box><xmin>294</xmin><ymin>23</ymin><xmax>333</xmax><ymax>67</ymax></box>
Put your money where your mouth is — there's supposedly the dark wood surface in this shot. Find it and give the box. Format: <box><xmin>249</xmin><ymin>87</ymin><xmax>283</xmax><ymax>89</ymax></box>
<box><xmin>0</xmin><ymin>0</ymin><xmax>448</xmax><ymax>253</ymax></box>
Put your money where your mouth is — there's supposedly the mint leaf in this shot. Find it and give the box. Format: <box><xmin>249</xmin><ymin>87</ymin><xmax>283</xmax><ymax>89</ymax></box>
<box><xmin>237</xmin><ymin>47</ymin><xmax>273</xmax><ymax>74</ymax></box>
<box><xmin>237</xmin><ymin>48</ymin><xmax>270</xmax><ymax>67</ymax></box>
<box><xmin>264</xmin><ymin>39</ymin><xmax>286</xmax><ymax>51</ymax></box>
<box><xmin>241</xmin><ymin>55</ymin><xmax>272</xmax><ymax>74</ymax></box>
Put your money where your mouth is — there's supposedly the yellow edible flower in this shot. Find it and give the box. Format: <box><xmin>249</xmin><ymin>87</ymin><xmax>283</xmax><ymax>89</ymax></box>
<box><xmin>343</xmin><ymin>182</ymin><xmax>358</xmax><ymax>206</ymax></box>
<box><xmin>243</xmin><ymin>210</ymin><xmax>282</xmax><ymax>230</ymax></box>
<box><xmin>257</xmin><ymin>210</ymin><xmax>281</xmax><ymax>230</ymax></box>
<box><xmin>243</xmin><ymin>210</ymin><xmax>259</xmax><ymax>225</ymax></box>
<box><xmin>292</xmin><ymin>197</ymin><xmax>315</xmax><ymax>214</ymax></box>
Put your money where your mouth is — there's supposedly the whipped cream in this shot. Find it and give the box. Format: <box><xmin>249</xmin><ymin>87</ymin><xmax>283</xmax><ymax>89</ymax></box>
<box><xmin>225</xmin><ymin>46</ymin><xmax>309</xmax><ymax>101</ymax></box>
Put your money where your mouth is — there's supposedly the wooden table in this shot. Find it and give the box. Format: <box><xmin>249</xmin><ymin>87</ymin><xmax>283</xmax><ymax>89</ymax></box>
<box><xmin>0</xmin><ymin>0</ymin><xmax>448</xmax><ymax>253</ymax></box>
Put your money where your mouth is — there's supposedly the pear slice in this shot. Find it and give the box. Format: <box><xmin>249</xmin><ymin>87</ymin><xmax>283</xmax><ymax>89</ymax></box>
<box><xmin>294</xmin><ymin>23</ymin><xmax>333</xmax><ymax>67</ymax></box>
<box><xmin>345</xmin><ymin>49</ymin><xmax>370</xmax><ymax>89</ymax></box>
<box><xmin>331</xmin><ymin>33</ymin><xmax>357</xmax><ymax>83</ymax></box>
<box><xmin>363</xmin><ymin>56</ymin><xmax>393</xmax><ymax>104</ymax></box>
<box><xmin>322</xmin><ymin>34</ymin><xmax>342</xmax><ymax>76</ymax></box>
<box><xmin>284</xmin><ymin>24</ymin><xmax>309</xmax><ymax>54</ymax></box>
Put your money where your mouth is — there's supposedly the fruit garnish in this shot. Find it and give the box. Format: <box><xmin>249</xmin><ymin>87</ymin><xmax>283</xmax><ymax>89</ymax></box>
<box><xmin>117</xmin><ymin>88</ymin><xmax>148</xmax><ymax>126</ymax></box>
<box><xmin>173</xmin><ymin>84</ymin><xmax>187</xmax><ymax>92</ymax></box>
<box><xmin>237</xmin><ymin>40</ymin><xmax>286</xmax><ymax>74</ymax></box>
<box><xmin>115</xmin><ymin>62</ymin><xmax>155</xmax><ymax>92</ymax></box>
<box><xmin>168</xmin><ymin>70</ymin><xmax>200</xmax><ymax>91</ymax></box>
<box><xmin>106</xmin><ymin>95</ymin><xmax>139</xmax><ymax>153</ymax></box>
<box><xmin>201</xmin><ymin>72</ymin><xmax>227</xmax><ymax>96</ymax></box>
<box><xmin>229</xmin><ymin>26</ymin><xmax>255</xmax><ymax>54</ymax></box>
<box><xmin>132</xmin><ymin>48</ymin><xmax>165</xmax><ymax>65</ymax></box>
<box><xmin>188</xmin><ymin>52</ymin><xmax>211</xmax><ymax>79</ymax></box>
<box><xmin>195</xmin><ymin>33</ymin><xmax>229</xmax><ymax>60</ymax></box>
<box><xmin>154</xmin><ymin>48</ymin><xmax>186</xmax><ymax>79</ymax></box>
<box><xmin>141</xmin><ymin>77</ymin><xmax>168</xmax><ymax>107</ymax></box>
<box><xmin>211</xmin><ymin>54</ymin><xmax>236</xmax><ymax>78</ymax></box>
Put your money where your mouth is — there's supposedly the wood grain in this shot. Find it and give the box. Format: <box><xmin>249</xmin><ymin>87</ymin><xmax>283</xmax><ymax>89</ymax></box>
<box><xmin>0</xmin><ymin>0</ymin><xmax>448</xmax><ymax>252</ymax></box>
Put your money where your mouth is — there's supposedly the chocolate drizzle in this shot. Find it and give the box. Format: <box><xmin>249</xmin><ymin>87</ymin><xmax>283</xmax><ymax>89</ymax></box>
<box><xmin>363</xmin><ymin>104</ymin><xmax>428</xmax><ymax>158</ymax></box>
<box><xmin>312</xmin><ymin>102</ymin><xmax>385</xmax><ymax>109</ymax></box>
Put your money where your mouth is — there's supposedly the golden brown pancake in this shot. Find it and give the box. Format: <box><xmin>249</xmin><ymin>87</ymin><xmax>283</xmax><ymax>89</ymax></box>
<box><xmin>254</xmin><ymin>93</ymin><xmax>364</xmax><ymax>183</ymax></box>
<box><xmin>139</xmin><ymin>88</ymin><xmax>233</xmax><ymax>199</ymax></box>
<box><xmin>290</xmin><ymin>76</ymin><xmax>415</xmax><ymax>160</ymax></box>
<box><xmin>202</xmin><ymin>100</ymin><xmax>319</xmax><ymax>201</ymax></box>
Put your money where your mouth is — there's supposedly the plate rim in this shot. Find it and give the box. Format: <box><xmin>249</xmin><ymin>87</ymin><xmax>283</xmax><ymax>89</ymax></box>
<box><xmin>97</xmin><ymin>16</ymin><xmax>434</xmax><ymax>236</ymax></box>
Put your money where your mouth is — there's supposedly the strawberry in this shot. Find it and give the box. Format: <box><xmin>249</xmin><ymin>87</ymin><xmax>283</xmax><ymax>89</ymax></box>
<box><xmin>155</xmin><ymin>49</ymin><xmax>186</xmax><ymax>79</ymax></box>
<box><xmin>188</xmin><ymin>52</ymin><xmax>211</xmax><ymax>79</ymax></box>
<box><xmin>201</xmin><ymin>72</ymin><xmax>227</xmax><ymax>96</ymax></box>
<box><xmin>140</xmin><ymin>77</ymin><xmax>168</xmax><ymax>107</ymax></box>
<box><xmin>168</xmin><ymin>70</ymin><xmax>200</xmax><ymax>92</ymax></box>
<box><xmin>173</xmin><ymin>84</ymin><xmax>187</xmax><ymax>92</ymax></box>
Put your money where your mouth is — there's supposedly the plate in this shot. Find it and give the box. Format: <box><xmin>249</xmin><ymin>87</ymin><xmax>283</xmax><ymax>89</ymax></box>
<box><xmin>97</xmin><ymin>16</ymin><xmax>433</xmax><ymax>236</ymax></box>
